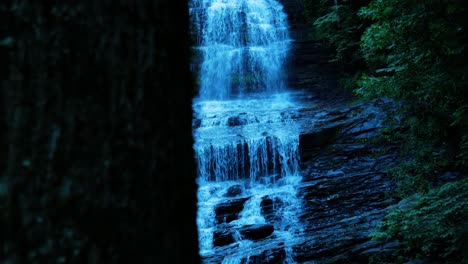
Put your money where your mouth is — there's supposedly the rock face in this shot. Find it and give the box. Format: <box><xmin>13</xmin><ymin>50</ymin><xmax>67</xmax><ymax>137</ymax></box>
<box><xmin>215</xmin><ymin>197</ymin><xmax>250</xmax><ymax>224</ymax></box>
<box><xmin>278</xmin><ymin>0</ymin><xmax>307</xmax><ymax>41</ymax></box>
<box><xmin>291</xmin><ymin>99</ymin><xmax>400</xmax><ymax>263</ymax></box>
<box><xmin>225</xmin><ymin>184</ymin><xmax>244</xmax><ymax>197</ymax></box>
<box><xmin>239</xmin><ymin>224</ymin><xmax>275</xmax><ymax>241</ymax></box>
<box><xmin>280</xmin><ymin>0</ymin><xmax>352</xmax><ymax>102</ymax></box>
<box><xmin>213</xmin><ymin>224</ymin><xmax>275</xmax><ymax>248</ymax></box>
<box><xmin>213</xmin><ymin>229</ymin><xmax>235</xmax><ymax>247</ymax></box>
<box><xmin>244</xmin><ymin>247</ymin><xmax>287</xmax><ymax>264</ymax></box>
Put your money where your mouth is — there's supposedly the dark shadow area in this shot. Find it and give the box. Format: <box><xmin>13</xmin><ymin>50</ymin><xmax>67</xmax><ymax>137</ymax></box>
<box><xmin>1</xmin><ymin>1</ymin><xmax>199</xmax><ymax>263</ymax></box>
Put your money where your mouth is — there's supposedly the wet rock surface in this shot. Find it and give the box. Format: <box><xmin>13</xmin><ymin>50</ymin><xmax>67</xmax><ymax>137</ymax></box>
<box><xmin>202</xmin><ymin>98</ymin><xmax>402</xmax><ymax>263</ymax></box>
<box><xmin>212</xmin><ymin>224</ymin><xmax>275</xmax><ymax>248</ymax></box>
<box><xmin>225</xmin><ymin>184</ymin><xmax>244</xmax><ymax>197</ymax></box>
<box><xmin>242</xmin><ymin>246</ymin><xmax>287</xmax><ymax>264</ymax></box>
<box><xmin>213</xmin><ymin>229</ymin><xmax>235</xmax><ymax>247</ymax></box>
<box><xmin>239</xmin><ymin>224</ymin><xmax>275</xmax><ymax>241</ymax></box>
<box><xmin>215</xmin><ymin>197</ymin><xmax>250</xmax><ymax>224</ymax></box>
<box><xmin>290</xmin><ymin>99</ymin><xmax>400</xmax><ymax>263</ymax></box>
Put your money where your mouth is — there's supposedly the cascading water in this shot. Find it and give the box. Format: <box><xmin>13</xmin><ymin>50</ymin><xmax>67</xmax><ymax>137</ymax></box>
<box><xmin>190</xmin><ymin>0</ymin><xmax>304</xmax><ymax>263</ymax></box>
<box><xmin>190</xmin><ymin>0</ymin><xmax>291</xmax><ymax>99</ymax></box>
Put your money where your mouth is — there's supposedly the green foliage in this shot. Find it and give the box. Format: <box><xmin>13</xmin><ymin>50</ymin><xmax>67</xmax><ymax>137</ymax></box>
<box><xmin>356</xmin><ymin>0</ymin><xmax>468</xmax><ymax>163</ymax></box>
<box><xmin>354</xmin><ymin>0</ymin><xmax>468</xmax><ymax>194</ymax></box>
<box><xmin>371</xmin><ymin>178</ymin><xmax>468</xmax><ymax>263</ymax></box>
<box><xmin>387</xmin><ymin>139</ymin><xmax>442</xmax><ymax>198</ymax></box>
<box><xmin>304</xmin><ymin>0</ymin><xmax>468</xmax><ymax>176</ymax></box>
<box><xmin>338</xmin><ymin>71</ymin><xmax>365</xmax><ymax>91</ymax></box>
<box><xmin>303</xmin><ymin>0</ymin><xmax>370</xmax><ymax>64</ymax></box>
<box><xmin>303</xmin><ymin>0</ymin><xmax>468</xmax><ymax>262</ymax></box>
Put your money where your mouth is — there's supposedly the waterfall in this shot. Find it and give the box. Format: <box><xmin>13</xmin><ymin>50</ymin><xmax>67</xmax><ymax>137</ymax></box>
<box><xmin>190</xmin><ymin>0</ymin><xmax>291</xmax><ymax>99</ymax></box>
<box><xmin>190</xmin><ymin>0</ymin><xmax>303</xmax><ymax>262</ymax></box>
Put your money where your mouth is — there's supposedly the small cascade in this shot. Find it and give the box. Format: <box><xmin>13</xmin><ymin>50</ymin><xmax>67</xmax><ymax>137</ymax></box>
<box><xmin>193</xmin><ymin>94</ymin><xmax>305</xmax><ymax>262</ymax></box>
<box><xmin>193</xmin><ymin>94</ymin><xmax>300</xmax><ymax>183</ymax></box>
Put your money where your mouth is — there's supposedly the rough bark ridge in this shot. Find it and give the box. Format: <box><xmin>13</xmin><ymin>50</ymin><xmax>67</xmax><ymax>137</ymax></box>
<box><xmin>1</xmin><ymin>1</ymin><xmax>199</xmax><ymax>263</ymax></box>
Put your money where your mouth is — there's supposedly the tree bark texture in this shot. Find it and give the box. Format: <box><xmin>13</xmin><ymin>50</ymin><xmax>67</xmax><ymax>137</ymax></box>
<box><xmin>1</xmin><ymin>1</ymin><xmax>199</xmax><ymax>263</ymax></box>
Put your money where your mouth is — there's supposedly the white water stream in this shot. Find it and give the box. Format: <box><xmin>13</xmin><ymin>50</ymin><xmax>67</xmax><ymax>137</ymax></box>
<box><xmin>190</xmin><ymin>0</ymin><xmax>305</xmax><ymax>262</ymax></box>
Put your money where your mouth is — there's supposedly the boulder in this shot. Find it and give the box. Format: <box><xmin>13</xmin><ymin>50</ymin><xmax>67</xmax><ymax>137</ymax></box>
<box><xmin>239</xmin><ymin>224</ymin><xmax>274</xmax><ymax>241</ymax></box>
<box><xmin>215</xmin><ymin>197</ymin><xmax>250</xmax><ymax>224</ymax></box>
<box><xmin>225</xmin><ymin>184</ymin><xmax>243</xmax><ymax>197</ymax></box>
<box><xmin>227</xmin><ymin>116</ymin><xmax>243</xmax><ymax>127</ymax></box>
<box><xmin>213</xmin><ymin>229</ymin><xmax>235</xmax><ymax>247</ymax></box>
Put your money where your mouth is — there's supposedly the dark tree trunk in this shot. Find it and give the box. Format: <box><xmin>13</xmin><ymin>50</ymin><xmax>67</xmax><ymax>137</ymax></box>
<box><xmin>1</xmin><ymin>1</ymin><xmax>199</xmax><ymax>263</ymax></box>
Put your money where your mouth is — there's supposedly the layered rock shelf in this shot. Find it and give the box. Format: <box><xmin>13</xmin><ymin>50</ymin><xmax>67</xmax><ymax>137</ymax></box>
<box><xmin>292</xmin><ymin>100</ymin><xmax>401</xmax><ymax>263</ymax></box>
<box><xmin>201</xmin><ymin>97</ymin><xmax>402</xmax><ymax>263</ymax></box>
